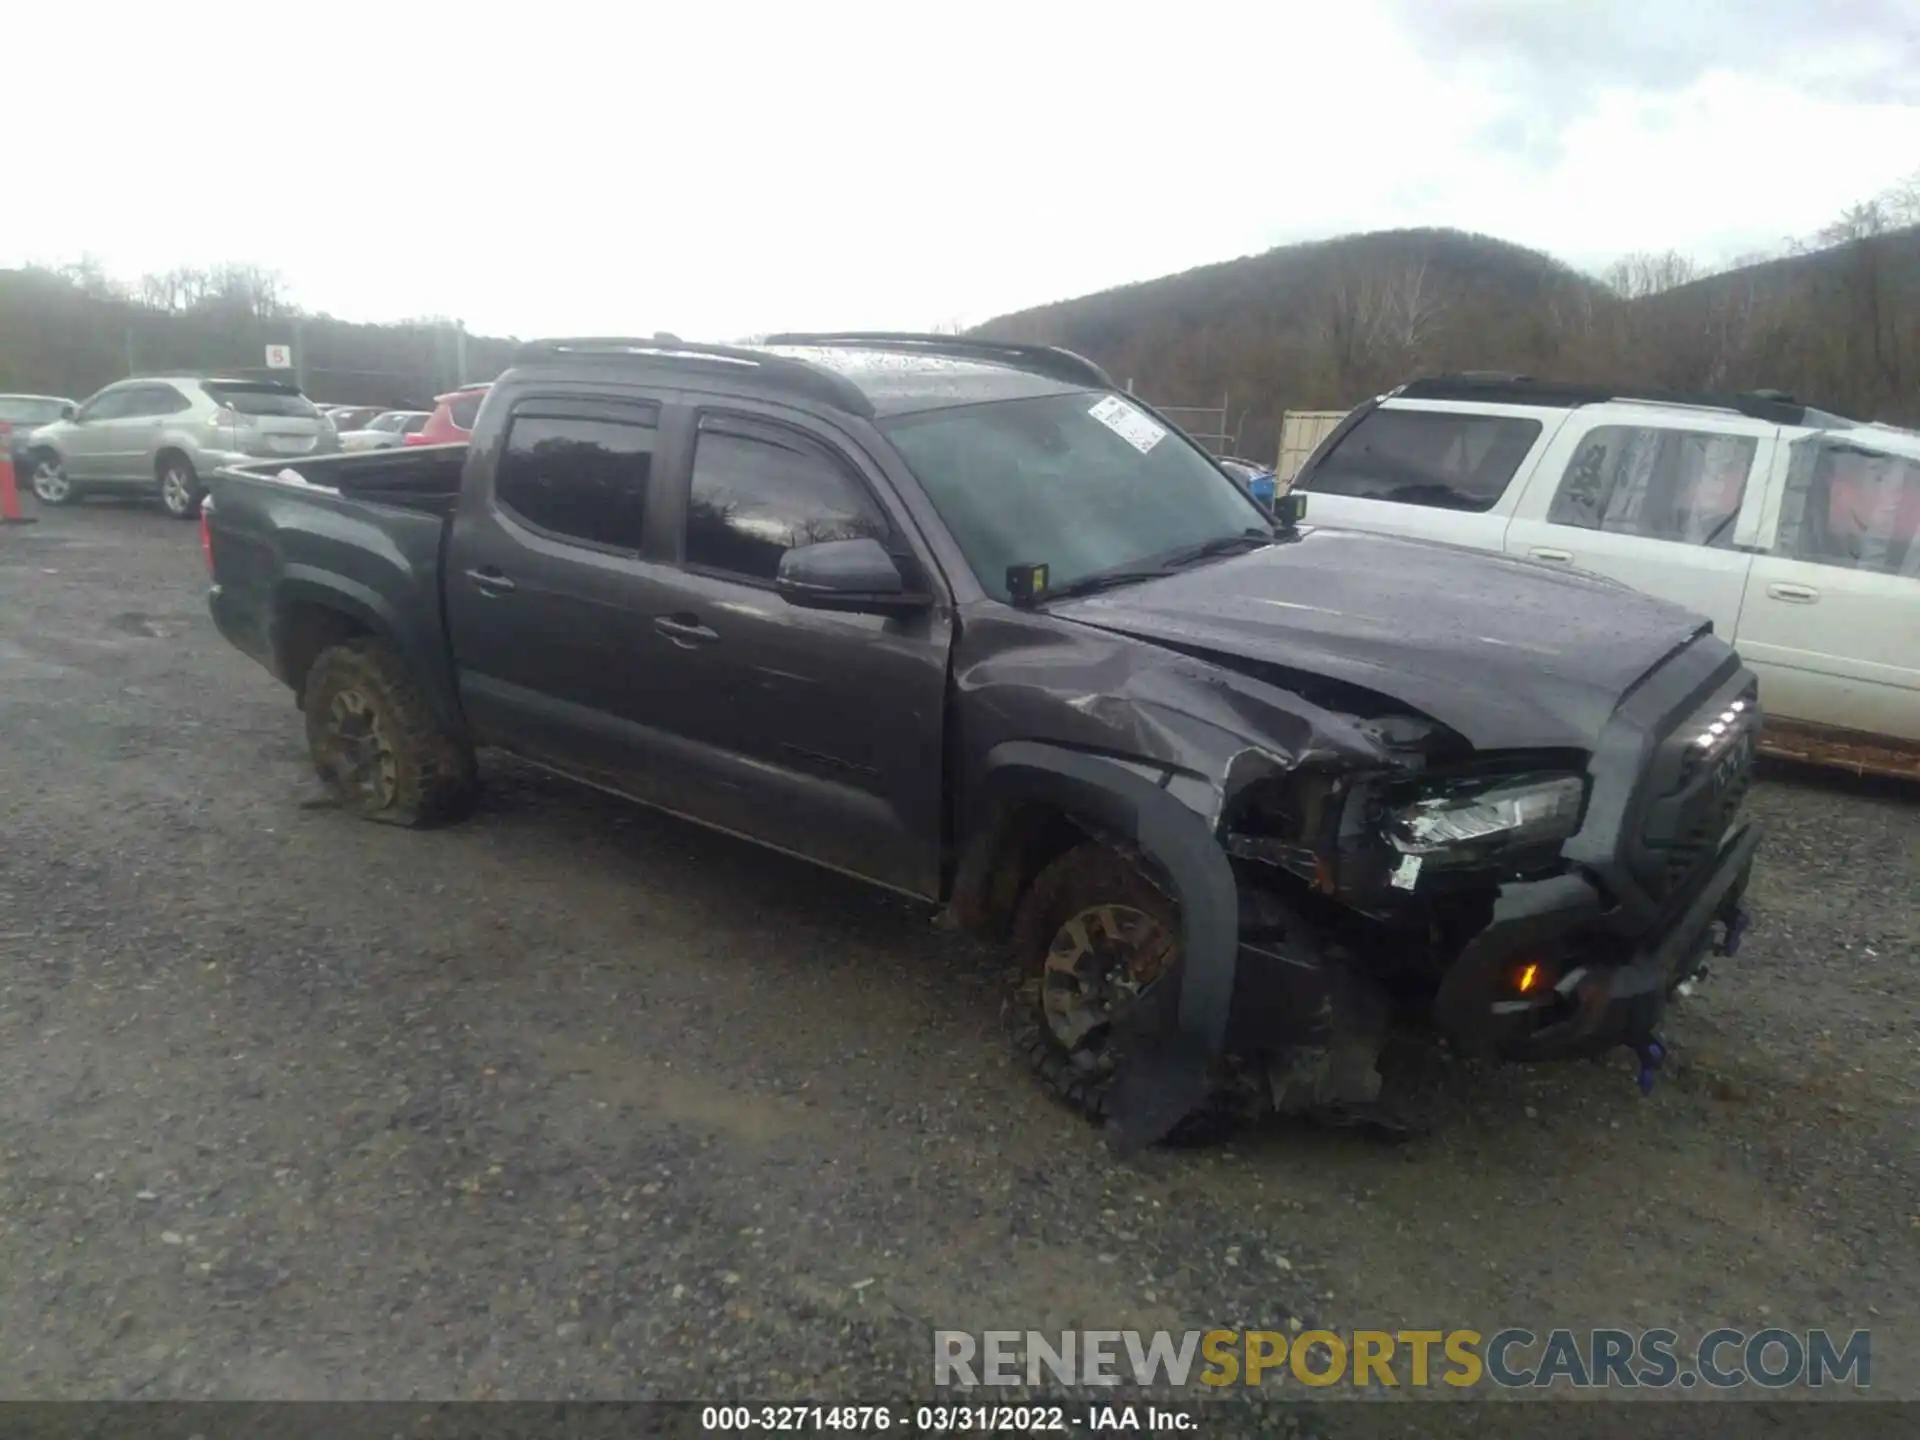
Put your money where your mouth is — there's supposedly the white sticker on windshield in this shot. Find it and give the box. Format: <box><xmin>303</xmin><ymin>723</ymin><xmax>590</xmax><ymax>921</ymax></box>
<box><xmin>1088</xmin><ymin>395</ymin><xmax>1167</xmax><ymax>454</ymax></box>
<box><xmin>1390</xmin><ymin>852</ymin><xmax>1423</xmax><ymax>891</ymax></box>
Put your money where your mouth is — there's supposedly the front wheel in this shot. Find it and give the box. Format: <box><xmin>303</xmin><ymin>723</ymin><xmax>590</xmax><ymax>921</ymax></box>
<box><xmin>156</xmin><ymin>454</ymin><xmax>202</xmax><ymax>519</ymax></box>
<box><xmin>302</xmin><ymin>638</ymin><xmax>477</xmax><ymax>826</ymax></box>
<box><xmin>1009</xmin><ymin>841</ymin><xmax>1257</xmax><ymax>1143</ymax></box>
<box><xmin>1007</xmin><ymin>842</ymin><xmax>1184</xmax><ymax>1119</ymax></box>
<box><xmin>29</xmin><ymin>455</ymin><xmax>74</xmax><ymax>505</ymax></box>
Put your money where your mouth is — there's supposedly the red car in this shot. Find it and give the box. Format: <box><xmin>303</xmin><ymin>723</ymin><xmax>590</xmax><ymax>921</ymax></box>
<box><xmin>403</xmin><ymin>383</ymin><xmax>490</xmax><ymax>446</ymax></box>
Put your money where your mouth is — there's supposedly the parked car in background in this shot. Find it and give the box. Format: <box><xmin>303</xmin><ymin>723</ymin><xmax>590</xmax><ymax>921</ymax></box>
<box><xmin>0</xmin><ymin>393</ymin><xmax>76</xmax><ymax>483</ymax></box>
<box><xmin>24</xmin><ymin>376</ymin><xmax>338</xmax><ymax>519</ymax></box>
<box><xmin>1290</xmin><ymin>374</ymin><xmax>1920</xmax><ymax>778</ymax></box>
<box><xmin>203</xmin><ymin>333</ymin><xmax>1762</xmax><ymax>1148</ymax></box>
<box><xmin>340</xmin><ymin>411</ymin><xmax>431</xmax><ymax>451</ymax></box>
<box><xmin>325</xmin><ymin>405</ymin><xmax>386</xmax><ymax>433</ymax></box>
<box><xmin>403</xmin><ymin>384</ymin><xmax>490</xmax><ymax>446</ymax></box>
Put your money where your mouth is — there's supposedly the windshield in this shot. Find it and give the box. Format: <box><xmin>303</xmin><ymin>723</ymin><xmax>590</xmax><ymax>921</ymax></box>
<box><xmin>0</xmin><ymin>397</ymin><xmax>68</xmax><ymax>426</ymax></box>
<box><xmin>882</xmin><ymin>391</ymin><xmax>1270</xmax><ymax>601</ymax></box>
<box><xmin>204</xmin><ymin>382</ymin><xmax>319</xmax><ymax>419</ymax></box>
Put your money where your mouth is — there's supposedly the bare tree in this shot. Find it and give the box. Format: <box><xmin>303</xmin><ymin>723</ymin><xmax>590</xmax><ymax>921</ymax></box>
<box><xmin>1818</xmin><ymin>200</ymin><xmax>1890</xmax><ymax>247</ymax></box>
<box><xmin>1600</xmin><ymin>250</ymin><xmax>1700</xmax><ymax>300</ymax></box>
<box><xmin>1884</xmin><ymin>168</ymin><xmax>1920</xmax><ymax>227</ymax></box>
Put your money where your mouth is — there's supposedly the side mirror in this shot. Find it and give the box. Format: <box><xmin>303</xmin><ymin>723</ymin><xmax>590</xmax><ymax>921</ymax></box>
<box><xmin>60</xmin><ymin>404</ymin><xmax>77</xmax><ymax>421</ymax></box>
<box><xmin>1273</xmin><ymin>490</ymin><xmax>1308</xmax><ymax>528</ymax></box>
<box><xmin>775</xmin><ymin>536</ymin><xmax>930</xmax><ymax>615</ymax></box>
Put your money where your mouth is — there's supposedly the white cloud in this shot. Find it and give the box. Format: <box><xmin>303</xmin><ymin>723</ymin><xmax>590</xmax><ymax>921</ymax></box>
<box><xmin>6</xmin><ymin>0</ymin><xmax>1916</xmax><ymax>335</ymax></box>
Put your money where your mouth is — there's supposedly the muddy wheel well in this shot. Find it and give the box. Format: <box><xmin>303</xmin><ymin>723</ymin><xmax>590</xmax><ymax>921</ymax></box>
<box><xmin>947</xmin><ymin>801</ymin><xmax>1102</xmax><ymax>941</ymax></box>
<box><xmin>279</xmin><ymin>603</ymin><xmax>372</xmax><ymax>703</ymax></box>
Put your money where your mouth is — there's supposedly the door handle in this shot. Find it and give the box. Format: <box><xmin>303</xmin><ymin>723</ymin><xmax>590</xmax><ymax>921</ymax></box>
<box><xmin>1529</xmin><ymin>547</ymin><xmax>1574</xmax><ymax>563</ymax></box>
<box><xmin>1766</xmin><ymin>582</ymin><xmax>1819</xmax><ymax>603</ymax></box>
<box><xmin>465</xmin><ymin>566</ymin><xmax>515</xmax><ymax>595</ymax></box>
<box><xmin>654</xmin><ymin>613</ymin><xmax>719</xmax><ymax>648</ymax></box>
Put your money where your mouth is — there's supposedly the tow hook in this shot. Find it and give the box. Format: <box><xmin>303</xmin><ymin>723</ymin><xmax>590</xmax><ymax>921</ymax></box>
<box><xmin>1631</xmin><ymin>1036</ymin><xmax>1667</xmax><ymax>1096</ymax></box>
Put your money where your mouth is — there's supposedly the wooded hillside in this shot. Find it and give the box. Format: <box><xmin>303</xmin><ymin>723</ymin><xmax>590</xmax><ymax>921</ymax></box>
<box><xmin>977</xmin><ymin>176</ymin><xmax>1920</xmax><ymax>463</ymax></box>
<box><xmin>0</xmin><ymin>263</ymin><xmax>518</xmax><ymax>408</ymax></box>
<box><xmin>6</xmin><ymin>172</ymin><xmax>1916</xmax><ymax>462</ymax></box>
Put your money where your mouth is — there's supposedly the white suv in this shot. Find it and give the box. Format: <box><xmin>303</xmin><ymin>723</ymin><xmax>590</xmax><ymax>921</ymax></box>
<box><xmin>1290</xmin><ymin>376</ymin><xmax>1920</xmax><ymax>778</ymax></box>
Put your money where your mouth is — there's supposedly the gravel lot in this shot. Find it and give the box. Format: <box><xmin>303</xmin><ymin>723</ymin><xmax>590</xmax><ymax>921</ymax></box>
<box><xmin>2</xmin><ymin>503</ymin><xmax>1915</xmax><ymax>1431</ymax></box>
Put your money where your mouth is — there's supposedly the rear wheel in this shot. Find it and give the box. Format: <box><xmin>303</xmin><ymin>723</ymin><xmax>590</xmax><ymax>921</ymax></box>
<box><xmin>302</xmin><ymin>638</ymin><xmax>476</xmax><ymax>827</ymax></box>
<box><xmin>156</xmin><ymin>453</ymin><xmax>202</xmax><ymax>519</ymax></box>
<box><xmin>29</xmin><ymin>455</ymin><xmax>73</xmax><ymax>505</ymax></box>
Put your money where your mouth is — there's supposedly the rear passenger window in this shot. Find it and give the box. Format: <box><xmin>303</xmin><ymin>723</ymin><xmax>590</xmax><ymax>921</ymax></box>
<box><xmin>1302</xmin><ymin>409</ymin><xmax>1541</xmax><ymax>513</ymax></box>
<box><xmin>1549</xmin><ymin>426</ymin><xmax>1756</xmax><ymax>547</ymax></box>
<box><xmin>1777</xmin><ymin>437</ymin><xmax>1920</xmax><ymax>577</ymax></box>
<box><xmin>686</xmin><ymin>418</ymin><xmax>888</xmax><ymax>583</ymax></box>
<box><xmin>121</xmin><ymin>385</ymin><xmax>191</xmax><ymax>418</ymax></box>
<box><xmin>495</xmin><ymin>408</ymin><xmax>656</xmax><ymax>551</ymax></box>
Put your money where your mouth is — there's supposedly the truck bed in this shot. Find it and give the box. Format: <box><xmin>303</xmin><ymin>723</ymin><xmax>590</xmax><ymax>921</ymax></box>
<box><xmin>218</xmin><ymin>444</ymin><xmax>469</xmax><ymax>515</ymax></box>
<box><xmin>205</xmin><ymin>445</ymin><xmax>467</xmax><ymax>731</ymax></box>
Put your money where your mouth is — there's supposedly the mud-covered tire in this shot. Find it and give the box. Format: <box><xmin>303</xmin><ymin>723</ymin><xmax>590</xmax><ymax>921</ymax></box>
<box><xmin>302</xmin><ymin>638</ymin><xmax>476</xmax><ymax>827</ymax></box>
<box><xmin>1008</xmin><ymin>841</ymin><xmax>1254</xmax><ymax>1142</ymax></box>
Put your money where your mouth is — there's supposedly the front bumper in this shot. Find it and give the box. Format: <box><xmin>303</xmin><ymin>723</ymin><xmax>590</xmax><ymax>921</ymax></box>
<box><xmin>1432</xmin><ymin>819</ymin><xmax>1760</xmax><ymax>1061</ymax></box>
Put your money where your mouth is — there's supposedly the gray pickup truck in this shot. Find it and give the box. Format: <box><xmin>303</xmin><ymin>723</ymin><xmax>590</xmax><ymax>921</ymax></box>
<box><xmin>204</xmin><ymin>333</ymin><xmax>1762</xmax><ymax>1149</ymax></box>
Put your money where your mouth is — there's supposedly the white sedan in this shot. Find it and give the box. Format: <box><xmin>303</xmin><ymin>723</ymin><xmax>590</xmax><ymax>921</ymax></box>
<box><xmin>339</xmin><ymin>411</ymin><xmax>431</xmax><ymax>451</ymax></box>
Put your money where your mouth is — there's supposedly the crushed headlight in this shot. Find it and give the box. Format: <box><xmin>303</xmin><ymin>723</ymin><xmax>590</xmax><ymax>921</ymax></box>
<box><xmin>1387</xmin><ymin>773</ymin><xmax>1585</xmax><ymax>856</ymax></box>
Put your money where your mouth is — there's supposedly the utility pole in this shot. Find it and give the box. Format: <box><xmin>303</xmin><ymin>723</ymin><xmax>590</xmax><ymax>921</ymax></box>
<box><xmin>124</xmin><ymin>326</ymin><xmax>137</xmax><ymax>377</ymax></box>
<box><xmin>293</xmin><ymin>313</ymin><xmax>308</xmax><ymax>394</ymax></box>
<box><xmin>454</xmin><ymin>319</ymin><xmax>469</xmax><ymax>387</ymax></box>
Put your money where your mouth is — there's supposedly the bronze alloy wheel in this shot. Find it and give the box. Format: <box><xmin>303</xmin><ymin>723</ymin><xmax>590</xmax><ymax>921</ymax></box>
<box><xmin>1040</xmin><ymin>901</ymin><xmax>1177</xmax><ymax>1064</ymax></box>
<box><xmin>315</xmin><ymin>686</ymin><xmax>399</xmax><ymax>810</ymax></box>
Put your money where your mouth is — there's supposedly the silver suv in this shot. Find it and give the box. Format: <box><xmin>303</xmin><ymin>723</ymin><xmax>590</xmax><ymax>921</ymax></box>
<box><xmin>25</xmin><ymin>375</ymin><xmax>338</xmax><ymax>519</ymax></box>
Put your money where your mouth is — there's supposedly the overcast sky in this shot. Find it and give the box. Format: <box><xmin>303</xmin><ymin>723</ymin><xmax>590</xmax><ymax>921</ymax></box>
<box><xmin>9</xmin><ymin>0</ymin><xmax>1918</xmax><ymax>339</ymax></box>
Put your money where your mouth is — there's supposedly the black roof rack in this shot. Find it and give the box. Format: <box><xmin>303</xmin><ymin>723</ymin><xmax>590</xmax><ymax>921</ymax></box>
<box><xmin>762</xmin><ymin>331</ymin><xmax>1116</xmax><ymax>392</ymax></box>
<box><xmin>511</xmin><ymin>336</ymin><xmax>874</xmax><ymax>418</ymax></box>
<box><xmin>1393</xmin><ymin>374</ymin><xmax>1828</xmax><ymax>427</ymax></box>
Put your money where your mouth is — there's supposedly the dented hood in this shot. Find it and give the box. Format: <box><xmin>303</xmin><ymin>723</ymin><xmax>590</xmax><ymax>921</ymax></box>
<box><xmin>1050</xmin><ymin>526</ymin><xmax>1709</xmax><ymax>751</ymax></box>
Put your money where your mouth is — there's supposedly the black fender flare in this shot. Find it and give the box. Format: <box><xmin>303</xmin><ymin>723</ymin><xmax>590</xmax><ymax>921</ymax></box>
<box><xmin>274</xmin><ymin>569</ymin><xmax>467</xmax><ymax>738</ymax></box>
<box><xmin>970</xmin><ymin>741</ymin><xmax>1240</xmax><ymax>1150</ymax></box>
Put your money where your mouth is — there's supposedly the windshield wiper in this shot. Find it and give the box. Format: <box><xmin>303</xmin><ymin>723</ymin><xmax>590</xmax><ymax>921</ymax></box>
<box><xmin>1034</xmin><ymin>529</ymin><xmax>1275</xmax><ymax>605</ymax></box>
<box><xmin>1038</xmin><ymin>566</ymin><xmax>1177</xmax><ymax>602</ymax></box>
<box><xmin>1154</xmin><ymin>527</ymin><xmax>1275</xmax><ymax>569</ymax></box>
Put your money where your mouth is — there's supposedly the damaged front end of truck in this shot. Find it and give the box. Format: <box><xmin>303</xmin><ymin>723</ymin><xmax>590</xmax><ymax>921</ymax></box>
<box><xmin>955</xmin><ymin>540</ymin><xmax>1763</xmax><ymax>1152</ymax></box>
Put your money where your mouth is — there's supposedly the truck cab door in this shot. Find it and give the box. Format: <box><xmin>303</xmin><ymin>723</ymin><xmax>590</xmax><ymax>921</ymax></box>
<box><xmin>627</xmin><ymin>406</ymin><xmax>953</xmax><ymax>899</ymax></box>
<box><xmin>1502</xmin><ymin>414</ymin><xmax>1774</xmax><ymax>642</ymax></box>
<box><xmin>1733</xmin><ymin>432</ymin><xmax>1920</xmax><ymax>751</ymax></box>
<box><xmin>443</xmin><ymin>393</ymin><xmax>686</xmax><ymax>789</ymax></box>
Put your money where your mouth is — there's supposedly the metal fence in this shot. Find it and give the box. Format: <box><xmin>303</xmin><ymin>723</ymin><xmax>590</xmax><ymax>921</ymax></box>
<box><xmin>1126</xmin><ymin>384</ymin><xmax>1239</xmax><ymax>457</ymax></box>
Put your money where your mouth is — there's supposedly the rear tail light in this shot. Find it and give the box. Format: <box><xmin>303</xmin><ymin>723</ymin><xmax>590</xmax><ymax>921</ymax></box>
<box><xmin>0</xmin><ymin>421</ymin><xmax>11</xmax><ymax>436</ymax></box>
<box><xmin>200</xmin><ymin>509</ymin><xmax>213</xmax><ymax>571</ymax></box>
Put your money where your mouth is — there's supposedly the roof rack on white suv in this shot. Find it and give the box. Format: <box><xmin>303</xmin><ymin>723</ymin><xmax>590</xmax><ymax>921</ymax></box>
<box><xmin>1390</xmin><ymin>374</ymin><xmax>1855</xmax><ymax>430</ymax></box>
